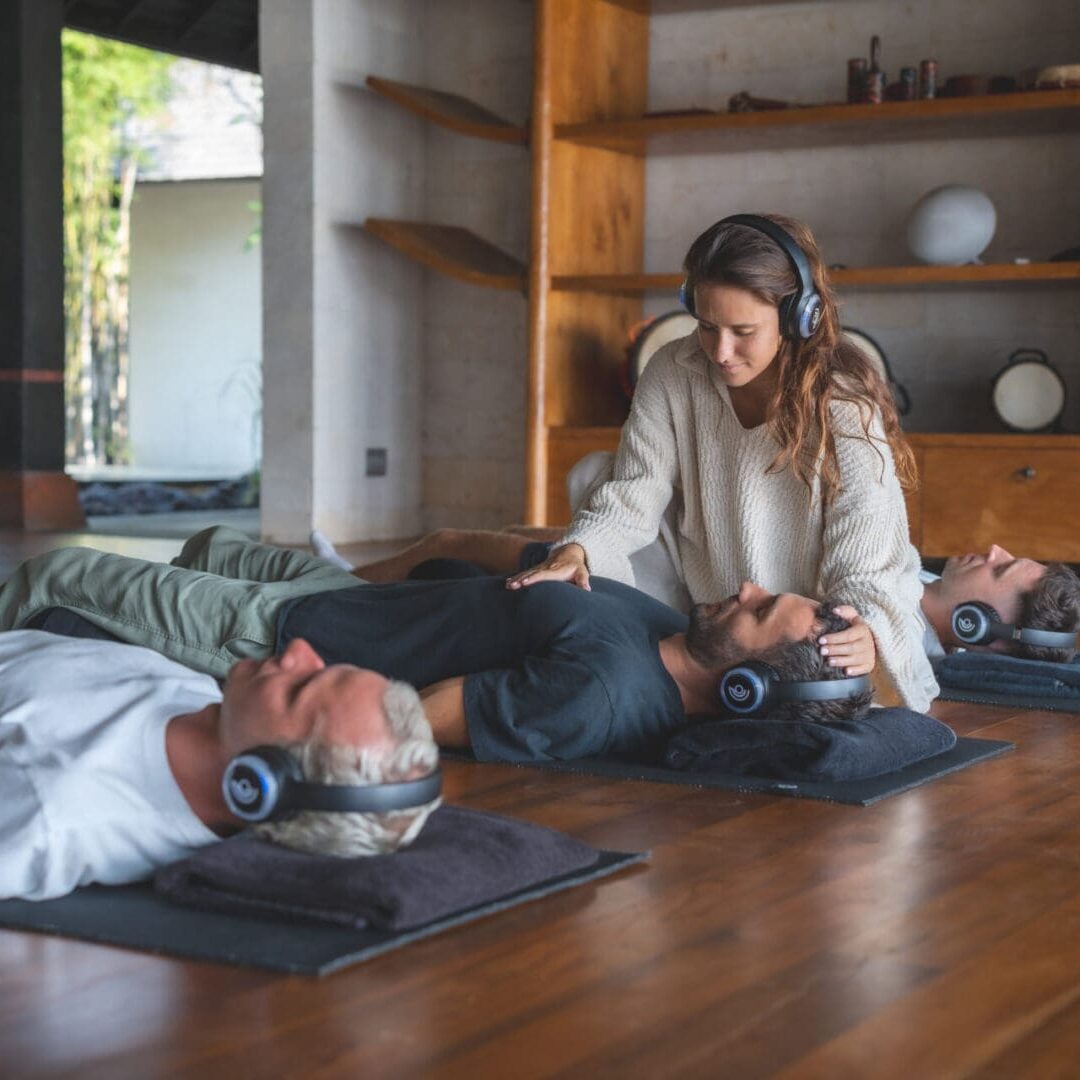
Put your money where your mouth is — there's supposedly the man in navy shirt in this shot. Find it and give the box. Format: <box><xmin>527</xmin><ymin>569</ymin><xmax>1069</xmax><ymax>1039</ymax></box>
<box><xmin>0</xmin><ymin>527</ymin><xmax>868</xmax><ymax>762</ymax></box>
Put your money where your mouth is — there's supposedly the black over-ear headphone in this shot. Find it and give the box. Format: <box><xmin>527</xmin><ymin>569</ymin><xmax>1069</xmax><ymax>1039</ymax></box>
<box><xmin>950</xmin><ymin>601</ymin><xmax>1079</xmax><ymax>650</ymax></box>
<box><xmin>718</xmin><ymin>661</ymin><xmax>870</xmax><ymax>718</ymax></box>
<box><xmin>679</xmin><ymin>214</ymin><xmax>824</xmax><ymax>340</ymax></box>
<box><xmin>222</xmin><ymin>744</ymin><xmax>443</xmax><ymax>824</ymax></box>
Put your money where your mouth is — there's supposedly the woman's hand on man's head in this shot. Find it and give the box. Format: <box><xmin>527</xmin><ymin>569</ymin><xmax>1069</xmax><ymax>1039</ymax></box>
<box><xmin>818</xmin><ymin>604</ymin><xmax>876</xmax><ymax>677</ymax></box>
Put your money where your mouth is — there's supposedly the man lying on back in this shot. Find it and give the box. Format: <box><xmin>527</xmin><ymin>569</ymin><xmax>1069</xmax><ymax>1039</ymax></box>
<box><xmin>916</xmin><ymin>545</ymin><xmax>1080</xmax><ymax>663</ymax></box>
<box><xmin>0</xmin><ymin>631</ymin><xmax>440</xmax><ymax>901</ymax></box>
<box><xmin>0</xmin><ymin>527</ymin><xmax>873</xmax><ymax>769</ymax></box>
<box><xmin>319</xmin><ymin>531</ymin><xmax>1080</xmax><ymax>670</ymax></box>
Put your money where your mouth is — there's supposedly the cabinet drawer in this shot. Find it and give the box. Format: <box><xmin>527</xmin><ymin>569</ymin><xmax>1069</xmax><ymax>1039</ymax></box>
<box><xmin>919</xmin><ymin>447</ymin><xmax>1080</xmax><ymax>560</ymax></box>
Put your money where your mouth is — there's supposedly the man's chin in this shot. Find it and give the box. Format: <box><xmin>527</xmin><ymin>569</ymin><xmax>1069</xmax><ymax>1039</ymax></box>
<box><xmin>939</xmin><ymin>556</ymin><xmax>961</xmax><ymax>580</ymax></box>
<box><xmin>686</xmin><ymin>607</ymin><xmax>739</xmax><ymax>668</ymax></box>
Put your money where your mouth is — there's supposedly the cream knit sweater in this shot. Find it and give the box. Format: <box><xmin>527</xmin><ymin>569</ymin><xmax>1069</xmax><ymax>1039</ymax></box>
<box><xmin>562</xmin><ymin>334</ymin><xmax>938</xmax><ymax>711</ymax></box>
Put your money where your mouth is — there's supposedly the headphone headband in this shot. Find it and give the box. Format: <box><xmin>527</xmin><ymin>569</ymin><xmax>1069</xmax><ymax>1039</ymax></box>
<box><xmin>680</xmin><ymin>214</ymin><xmax>823</xmax><ymax>340</ymax></box>
<box><xmin>719</xmin><ymin>661</ymin><xmax>870</xmax><ymax>717</ymax></box>
<box><xmin>223</xmin><ymin>745</ymin><xmax>443</xmax><ymax>824</ymax></box>
<box><xmin>720</xmin><ymin>214</ymin><xmax>816</xmax><ymax>296</ymax></box>
<box><xmin>951</xmin><ymin>600</ymin><xmax>1078</xmax><ymax>650</ymax></box>
<box><xmin>769</xmin><ymin>674</ymin><xmax>872</xmax><ymax>703</ymax></box>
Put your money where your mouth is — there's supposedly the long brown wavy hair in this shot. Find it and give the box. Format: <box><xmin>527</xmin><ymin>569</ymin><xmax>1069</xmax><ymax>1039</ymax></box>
<box><xmin>682</xmin><ymin>212</ymin><xmax>916</xmax><ymax>504</ymax></box>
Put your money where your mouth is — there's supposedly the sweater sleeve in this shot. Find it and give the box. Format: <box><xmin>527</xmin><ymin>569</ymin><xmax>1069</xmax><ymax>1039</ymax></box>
<box><xmin>818</xmin><ymin>404</ymin><xmax>939</xmax><ymax>712</ymax></box>
<box><xmin>561</xmin><ymin>348</ymin><xmax>682</xmax><ymax>585</ymax></box>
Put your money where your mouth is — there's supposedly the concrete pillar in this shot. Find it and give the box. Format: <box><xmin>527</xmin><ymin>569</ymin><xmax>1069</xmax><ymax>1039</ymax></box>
<box><xmin>260</xmin><ymin>0</ymin><xmax>425</xmax><ymax>544</ymax></box>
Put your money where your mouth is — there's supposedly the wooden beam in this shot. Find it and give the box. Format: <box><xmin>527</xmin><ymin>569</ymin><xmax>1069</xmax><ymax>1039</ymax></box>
<box><xmin>0</xmin><ymin>0</ymin><xmax>85</xmax><ymax>529</ymax></box>
<box><xmin>112</xmin><ymin>0</ymin><xmax>152</xmax><ymax>32</ymax></box>
<box><xmin>176</xmin><ymin>0</ymin><xmax>224</xmax><ymax>43</ymax></box>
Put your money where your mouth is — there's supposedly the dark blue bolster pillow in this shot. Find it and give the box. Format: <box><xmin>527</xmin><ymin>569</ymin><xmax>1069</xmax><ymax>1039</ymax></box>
<box><xmin>24</xmin><ymin>607</ymin><xmax>125</xmax><ymax>643</ymax></box>
<box><xmin>664</xmin><ymin>707</ymin><xmax>957</xmax><ymax>782</ymax></box>
<box><xmin>407</xmin><ymin>557</ymin><xmax>489</xmax><ymax>581</ymax></box>
<box><xmin>407</xmin><ymin>542</ymin><xmax>554</xmax><ymax>581</ymax></box>
<box><xmin>933</xmin><ymin>652</ymin><xmax>1080</xmax><ymax>701</ymax></box>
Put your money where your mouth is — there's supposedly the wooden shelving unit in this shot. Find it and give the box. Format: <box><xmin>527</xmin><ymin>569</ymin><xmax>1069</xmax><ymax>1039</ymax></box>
<box><xmin>363</xmin><ymin>76</ymin><xmax>528</xmax><ymax>145</ymax></box>
<box><xmin>360</xmin><ymin>219</ymin><xmax>526</xmax><ymax>292</ymax></box>
<box><xmin>551</xmin><ymin>261</ymin><xmax>1080</xmax><ymax>294</ymax></box>
<box><xmin>524</xmin><ymin>0</ymin><xmax>1080</xmax><ymax>529</ymax></box>
<box><xmin>355</xmin><ymin>2</ymin><xmax>1080</xmax><ymax>543</ymax></box>
<box><xmin>555</xmin><ymin>89</ymin><xmax>1080</xmax><ymax>152</ymax></box>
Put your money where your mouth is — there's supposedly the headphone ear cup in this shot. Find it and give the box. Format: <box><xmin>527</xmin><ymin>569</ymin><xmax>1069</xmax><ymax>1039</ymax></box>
<box><xmin>222</xmin><ymin>745</ymin><xmax>302</xmax><ymax>823</ymax></box>
<box><xmin>679</xmin><ymin>279</ymin><xmax>695</xmax><ymax>316</ymax></box>
<box><xmin>719</xmin><ymin>661</ymin><xmax>776</xmax><ymax>716</ymax></box>
<box><xmin>951</xmin><ymin>601</ymin><xmax>999</xmax><ymax>646</ymax></box>
<box><xmin>798</xmin><ymin>292</ymin><xmax>824</xmax><ymax>339</ymax></box>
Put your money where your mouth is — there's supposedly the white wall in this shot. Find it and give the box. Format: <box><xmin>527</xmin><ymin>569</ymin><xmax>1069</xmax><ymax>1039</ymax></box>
<box><xmin>128</xmin><ymin>178</ymin><xmax>262</xmax><ymax>473</ymax></box>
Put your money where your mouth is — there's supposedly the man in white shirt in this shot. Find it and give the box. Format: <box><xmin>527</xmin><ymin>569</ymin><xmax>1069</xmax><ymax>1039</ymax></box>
<box><xmin>0</xmin><ymin>632</ymin><xmax>439</xmax><ymax>901</ymax></box>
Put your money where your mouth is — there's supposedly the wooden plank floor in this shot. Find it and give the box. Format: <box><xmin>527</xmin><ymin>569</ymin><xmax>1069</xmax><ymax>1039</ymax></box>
<box><xmin>2</xmin><ymin>531</ymin><xmax>1079</xmax><ymax>1076</ymax></box>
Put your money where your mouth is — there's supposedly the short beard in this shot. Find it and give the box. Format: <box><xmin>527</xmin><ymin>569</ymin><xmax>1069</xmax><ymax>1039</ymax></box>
<box><xmin>686</xmin><ymin>602</ymin><xmax>746</xmax><ymax>670</ymax></box>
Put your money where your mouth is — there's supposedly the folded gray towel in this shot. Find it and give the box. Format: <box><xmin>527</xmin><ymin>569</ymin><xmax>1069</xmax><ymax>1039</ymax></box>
<box><xmin>664</xmin><ymin>707</ymin><xmax>957</xmax><ymax>782</ymax></box>
<box><xmin>934</xmin><ymin>653</ymin><xmax>1080</xmax><ymax>700</ymax></box>
<box><xmin>154</xmin><ymin>805</ymin><xmax>608</xmax><ymax>931</ymax></box>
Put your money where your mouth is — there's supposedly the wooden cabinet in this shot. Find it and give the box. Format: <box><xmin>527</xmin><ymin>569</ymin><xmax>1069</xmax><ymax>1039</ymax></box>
<box><xmin>546</xmin><ymin>429</ymin><xmax>1080</xmax><ymax>561</ymax></box>
<box><xmin>908</xmin><ymin>435</ymin><xmax>1080</xmax><ymax>562</ymax></box>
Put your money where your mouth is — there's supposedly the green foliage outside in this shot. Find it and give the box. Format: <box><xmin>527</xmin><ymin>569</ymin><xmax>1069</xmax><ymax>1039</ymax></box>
<box><xmin>61</xmin><ymin>30</ymin><xmax>173</xmax><ymax>465</ymax></box>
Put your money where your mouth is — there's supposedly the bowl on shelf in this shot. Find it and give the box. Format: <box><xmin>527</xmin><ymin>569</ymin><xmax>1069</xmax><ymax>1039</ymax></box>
<box><xmin>906</xmin><ymin>184</ymin><xmax>997</xmax><ymax>265</ymax></box>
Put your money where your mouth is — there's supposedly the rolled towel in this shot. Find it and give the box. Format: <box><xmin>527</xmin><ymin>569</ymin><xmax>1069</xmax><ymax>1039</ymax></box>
<box><xmin>155</xmin><ymin>805</ymin><xmax>610</xmax><ymax>931</ymax></box>
<box><xmin>933</xmin><ymin>652</ymin><xmax>1080</xmax><ymax>700</ymax></box>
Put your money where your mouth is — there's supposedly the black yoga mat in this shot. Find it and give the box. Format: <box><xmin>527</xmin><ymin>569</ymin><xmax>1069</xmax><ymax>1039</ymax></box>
<box><xmin>936</xmin><ymin>688</ymin><xmax>1080</xmax><ymax>714</ymax></box>
<box><xmin>0</xmin><ymin>849</ymin><xmax>643</xmax><ymax>976</ymax></box>
<box><xmin>446</xmin><ymin>737</ymin><xmax>1013</xmax><ymax>807</ymax></box>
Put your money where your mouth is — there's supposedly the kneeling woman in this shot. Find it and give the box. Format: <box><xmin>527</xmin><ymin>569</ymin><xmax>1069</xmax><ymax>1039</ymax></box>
<box><xmin>508</xmin><ymin>213</ymin><xmax>936</xmax><ymax>711</ymax></box>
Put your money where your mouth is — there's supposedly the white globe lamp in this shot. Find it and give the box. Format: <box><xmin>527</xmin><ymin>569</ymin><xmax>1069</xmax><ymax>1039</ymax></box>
<box><xmin>906</xmin><ymin>185</ymin><xmax>997</xmax><ymax>265</ymax></box>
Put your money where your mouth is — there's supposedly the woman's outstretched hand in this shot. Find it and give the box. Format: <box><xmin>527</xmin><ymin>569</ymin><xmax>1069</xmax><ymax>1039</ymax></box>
<box><xmin>818</xmin><ymin>605</ymin><xmax>876</xmax><ymax>677</ymax></box>
<box><xmin>505</xmin><ymin>543</ymin><xmax>591</xmax><ymax>591</ymax></box>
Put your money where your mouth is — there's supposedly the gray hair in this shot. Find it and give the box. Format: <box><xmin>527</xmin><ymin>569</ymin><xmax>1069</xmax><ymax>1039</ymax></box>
<box><xmin>255</xmin><ymin>679</ymin><xmax>441</xmax><ymax>857</ymax></box>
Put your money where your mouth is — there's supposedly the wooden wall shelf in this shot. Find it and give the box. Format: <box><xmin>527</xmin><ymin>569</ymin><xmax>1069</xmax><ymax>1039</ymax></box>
<box><xmin>834</xmin><ymin>262</ymin><xmax>1080</xmax><ymax>288</ymax></box>
<box><xmin>361</xmin><ymin>219</ymin><xmax>526</xmax><ymax>291</ymax></box>
<box><xmin>363</xmin><ymin>75</ymin><xmax>528</xmax><ymax>145</ymax></box>
<box><xmin>551</xmin><ymin>261</ymin><xmax>1080</xmax><ymax>294</ymax></box>
<box><xmin>606</xmin><ymin>0</ymin><xmax>818</xmax><ymax>9</ymax></box>
<box><xmin>555</xmin><ymin>90</ymin><xmax>1080</xmax><ymax>152</ymax></box>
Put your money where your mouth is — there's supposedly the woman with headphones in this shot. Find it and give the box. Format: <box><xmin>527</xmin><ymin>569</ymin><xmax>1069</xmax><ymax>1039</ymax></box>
<box><xmin>507</xmin><ymin>213</ymin><xmax>937</xmax><ymax>712</ymax></box>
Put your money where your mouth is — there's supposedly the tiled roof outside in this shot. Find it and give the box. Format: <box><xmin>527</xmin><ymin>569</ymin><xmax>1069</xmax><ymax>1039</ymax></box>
<box><xmin>130</xmin><ymin>59</ymin><xmax>262</xmax><ymax>182</ymax></box>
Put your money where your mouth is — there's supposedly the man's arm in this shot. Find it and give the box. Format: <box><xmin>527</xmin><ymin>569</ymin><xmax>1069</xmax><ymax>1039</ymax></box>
<box><xmin>420</xmin><ymin>677</ymin><xmax>470</xmax><ymax>748</ymax></box>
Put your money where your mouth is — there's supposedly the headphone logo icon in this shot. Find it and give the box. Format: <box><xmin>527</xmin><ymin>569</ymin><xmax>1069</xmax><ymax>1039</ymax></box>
<box><xmin>228</xmin><ymin>775</ymin><xmax>261</xmax><ymax>807</ymax></box>
<box><xmin>956</xmin><ymin>615</ymin><xmax>976</xmax><ymax>635</ymax></box>
<box><xmin>727</xmin><ymin>678</ymin><xmax>752</xmax><ymax>702</ymax></box>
